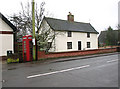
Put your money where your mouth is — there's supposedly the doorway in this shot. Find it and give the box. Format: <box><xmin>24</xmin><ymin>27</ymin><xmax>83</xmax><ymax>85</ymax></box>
<box><xmin>78</xmin><ymin>41</ymin><xmax>81</xmax><ymax>50</ymax></box>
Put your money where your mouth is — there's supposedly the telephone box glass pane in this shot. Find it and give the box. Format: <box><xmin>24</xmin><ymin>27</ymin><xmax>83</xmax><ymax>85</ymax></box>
<box><xmin>23</xmin><ymin>37</ymin><xmax>26</xmax><ymax>39</ymax></box>
<box><xmin>28</xmin><ymin>37</ymin><xmax>32</xmax><ymax>39</ymax></box>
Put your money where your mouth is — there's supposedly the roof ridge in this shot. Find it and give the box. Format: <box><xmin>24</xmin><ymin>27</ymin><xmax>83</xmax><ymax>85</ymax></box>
<box><xmin>45</xmin><ymin>16</ymin><xmax>89</xmax><ymax>24</ymax></box>
<box><xmin>101</xmin><ymin>30</ymin><xmax>119</xmax><ymax>32</ymax></box>
<box><xmin>44</xmin><ymin>16</ymin><xmax>98</xmax><ymax>34</ymax></box>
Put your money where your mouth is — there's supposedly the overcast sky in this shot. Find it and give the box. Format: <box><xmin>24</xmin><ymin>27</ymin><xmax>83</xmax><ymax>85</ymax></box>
<box><xmin>0</xmin><ymin>0</ymin><xmax>119</xmax><ymax>32</ymax></box>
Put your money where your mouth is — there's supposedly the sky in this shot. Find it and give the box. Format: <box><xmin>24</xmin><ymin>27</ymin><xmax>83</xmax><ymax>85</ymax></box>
<box><xmin>0</xmin><ymin>0</ymin><xmax>119</xmax><ymax>33</ymax></box>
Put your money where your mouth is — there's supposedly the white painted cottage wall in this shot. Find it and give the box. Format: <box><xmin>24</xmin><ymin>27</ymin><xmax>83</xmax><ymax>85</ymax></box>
<box><xmin>40</xmin><ymin>19</ymin><xmax>98</xmax><ymax>52</ymax></box>
<box><xmin>54</xmin><ymin>31</ymin><xmax>98</xmax><ymax>52</ymax></box>
<box><xmin>0</xmin><ymin>18</ymin><xmax>14</xmax><ymax>56</ymax></box>
<box><xmin>0</xmin><ymin>34</ymin><xmax>13</xmax><ymax>56</ymax></box>
<box><xmin>0</xmin><ymin>18</ymin><xmax>13</xmax><ymax>31</ymax></box>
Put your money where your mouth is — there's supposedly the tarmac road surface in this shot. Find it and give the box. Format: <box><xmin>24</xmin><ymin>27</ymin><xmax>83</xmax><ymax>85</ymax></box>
<box><xmin>2</xmin><ymin>53</ymin><xmax>119</xmax><ymax>87</ymax></box>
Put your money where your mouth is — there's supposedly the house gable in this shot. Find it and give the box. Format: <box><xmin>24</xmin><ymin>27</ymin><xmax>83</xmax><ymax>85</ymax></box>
<box><xmin>0</xmin><ymin>13</ymin><xmax>17</xmax><ymax>56</ymax></box>
<box><xmin>0</xmin><ymin>18</ymin><xmax>13</xmax><ymax>32</ymax></box>
<box><xmin>38</xmin><ymin>18</ymin><xmax>52</xmax><ymax>33</ymax></box>
<box><xmin>0</xmin><ymin>13</ymin><xmax>16</xmax><ymax>32</ymax></box>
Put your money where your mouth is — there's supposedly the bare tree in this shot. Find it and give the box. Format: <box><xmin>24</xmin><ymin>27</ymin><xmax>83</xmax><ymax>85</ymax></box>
<box><xmin>9</xmin><ymin>1</ymin><xmax>45</xmax><ymax>41</ymax></box>
<box><xmin>9</xmin><ymin>1</ymin><xmax>60</xmax><ymax>51</ymax></box>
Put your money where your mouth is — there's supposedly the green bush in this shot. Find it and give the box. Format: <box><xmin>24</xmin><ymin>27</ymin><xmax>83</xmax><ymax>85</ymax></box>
<box><xmin>7</xmin><ymin>53</ymin><xmax>19</xmax><ymax>64</ymax></box>
<box><xmin>7</xmin><ymin>58</ymin><xmax>19</xmax><ymax>64</ymax></box>
<box><xmin>7</xmin><ymin>58</ymin><xmax>12</xmax><ymax>63</ymax></box>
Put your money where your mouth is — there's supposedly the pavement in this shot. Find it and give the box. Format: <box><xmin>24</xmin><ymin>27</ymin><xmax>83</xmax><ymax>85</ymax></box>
<box><xmin>1</xmin><ymin>52</ymin><xmax>119</xmax><ymax>65</ymax></box>
<box><xmin>1</xmin><ymin>52</ymin><xmax>119</xmax><ymax>71</ymax></box>
<box><xmin>51</xmin><ymin>52</ymin><xmax>119</xmax><ymax>63</ymax></box>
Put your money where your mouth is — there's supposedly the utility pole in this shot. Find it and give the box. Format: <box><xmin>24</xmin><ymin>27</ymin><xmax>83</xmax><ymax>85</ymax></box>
<box><xmin>32</xmin><ymin>0</ymin><xmax>36</xmax><ymax>60</ymax></box>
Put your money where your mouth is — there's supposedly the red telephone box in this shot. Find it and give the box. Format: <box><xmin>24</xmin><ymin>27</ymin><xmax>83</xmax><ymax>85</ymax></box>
<box><xmin>22</xmin><ymin>35</ymin><xmax>33</xmax><ymax>62</ymax></box>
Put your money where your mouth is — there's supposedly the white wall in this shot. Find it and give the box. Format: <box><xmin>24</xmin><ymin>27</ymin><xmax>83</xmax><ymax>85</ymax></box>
<box><xmin>54</xmin><ymin>31</ymin><xmax>98</xmax><ymax>52</ymax></box>
<box><xmin>0</xmin><ymin>34</ymin><xmax>13</xmax><ymax>56</ymax></box>
<box><xmin>0</xmin><ymin>34</ymin><xmax>2</xmax><ymax>56</ymax></box>
<box><xmin>39</xmin><ymin>19</ymin><xmax>98</xmax><ymax>52</ymax></box>
<box><xmin>0</xmin><ymin>18</ymin><xmax>14</xmax><ymax>56</ymax></box>
<box><xmin>0</xmin><ymin>18</ymin><xmax>13</xmax><ymax>31</ymax></box>
<box><xmin>118</xmin><ymin>1</ymin><xmax>120</xmax><ymax>27</ymax></box>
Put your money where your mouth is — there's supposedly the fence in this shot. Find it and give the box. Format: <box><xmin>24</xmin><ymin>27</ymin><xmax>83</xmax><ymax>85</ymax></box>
<box><xmin>14</xmin><ymin>42</ymin><xmax>23</xmax><ymax>62</ymax></box>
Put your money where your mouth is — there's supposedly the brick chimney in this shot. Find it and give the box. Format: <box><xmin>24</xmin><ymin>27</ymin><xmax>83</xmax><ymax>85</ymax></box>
<box><xmin>67</xmin><ymin>12</ymin><xmax>74</xmax><ymax>22</ymax></box>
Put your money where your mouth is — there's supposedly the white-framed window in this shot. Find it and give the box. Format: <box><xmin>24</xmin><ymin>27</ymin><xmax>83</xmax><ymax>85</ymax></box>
<box><xmin>67</xmin><ymin>31</ymin><xmax>72</xmax><ymax>37</ymax></box>
<box><xmin>87</xmin><ymin>32</ymin><xmax>90</xmax><ymax>38</ymax></box>
<box><xmin>87</xmin><ymin>42</ymin><xmax>90</xmax><ymax>48</ymax></box>
<box><xmin>67</xmin><ymin>42</ymin><xmax>72</xmax><ymax>49</ymax></box>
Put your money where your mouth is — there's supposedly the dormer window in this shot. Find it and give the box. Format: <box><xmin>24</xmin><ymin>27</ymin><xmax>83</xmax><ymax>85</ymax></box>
<box><xmin>68</xmin><ymin>31</ymin><xmax>72</xmax><ymax>37</ymax></box>
<box><xmin>87</xmin><ymin>32</ymin><xmax>90</xmax><ymax>38</ymax></box>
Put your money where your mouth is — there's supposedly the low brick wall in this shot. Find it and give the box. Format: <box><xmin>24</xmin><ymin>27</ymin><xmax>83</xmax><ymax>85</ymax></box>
<box><xmin>38</xmin><ymin>48</ymin><xmax>117</xmax><ymax>59</ymax></box>
<box><xmin>0</xmin><ymin>56</ymin><xmax>8</xmax><ymax>61</ymax></box>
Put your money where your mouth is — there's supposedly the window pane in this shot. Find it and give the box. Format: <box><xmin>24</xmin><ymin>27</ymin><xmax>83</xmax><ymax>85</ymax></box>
<box><xmin>67</xmin><ymin>42</ymin><xmax>72</xmax><ymax>49</ymax></box>
<box><xmin>87</xmin><ymin>42</ymin><xmax>90</xmax><ymax>48</ymax></box>
<box><xmin>68</xmin><ymin>31</ymin><xmax>72</xmax><ymax>37</ymax></box>
<box><xmin>48</xmin><ymin>42</ymin><xmax>52</xmax><ymax>48</ymax></box>
<box><xmin>87</xmin><ymin>33</ymin><xmax>90</xmax><ymax>38</ymax></box>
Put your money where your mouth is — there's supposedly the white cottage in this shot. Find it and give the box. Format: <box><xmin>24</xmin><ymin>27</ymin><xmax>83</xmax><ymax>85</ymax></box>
<box><xmin>0</xmin><ymin>13</ymin><xmax>16</xmax><ymax>57</ymax></box>
<box><xmin>38</xmin><ymin>13</ymin><xmax>99</xmax><ymax>52</ymax></box>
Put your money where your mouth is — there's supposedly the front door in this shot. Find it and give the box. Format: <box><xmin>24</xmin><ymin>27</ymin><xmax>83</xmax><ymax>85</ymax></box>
<box><xmin>78</xmin><ymin>41</ymin><xmax>81</xmax><ymax>50</ymax></box>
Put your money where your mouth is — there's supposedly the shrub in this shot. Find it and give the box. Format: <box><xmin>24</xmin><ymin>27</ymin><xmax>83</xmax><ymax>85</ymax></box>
<box><xmin>7</xmin><ymin>53</ymin><xmax>19</xmax><ymax>64</ymax></box>
<box><xmin>7</xmin><ymin>58</ymin><xmax>19</xmax><ymax>64</ymax></box>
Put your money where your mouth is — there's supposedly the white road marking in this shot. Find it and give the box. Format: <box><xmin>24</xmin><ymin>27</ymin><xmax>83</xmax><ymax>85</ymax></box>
<box><xmin>27</xmin><ymin>65</ymin><xmax>90</xmax><ymax>79</ymax></box>
<box><xmin>107</xmin><ymin>59</ymin><xmax>118</xmax><ymax>63</ymax></box>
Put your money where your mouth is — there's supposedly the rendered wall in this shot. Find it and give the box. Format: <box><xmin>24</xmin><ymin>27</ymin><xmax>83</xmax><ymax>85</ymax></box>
<box><xmin>54</xmin><ymin>31</ymin><xmax>98</xmax><ymax>52</ymax></box>
<box><xmin>0</xmin><ymin>18</ymin><xmax>14</xmax><ymax>56</ymax></box>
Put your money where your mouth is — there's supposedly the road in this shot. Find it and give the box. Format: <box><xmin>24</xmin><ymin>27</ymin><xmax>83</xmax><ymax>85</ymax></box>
<box><xmin>2</xmin><ymin>53</ymin><xmax>119</xmax><ymax>87</ymax></box>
